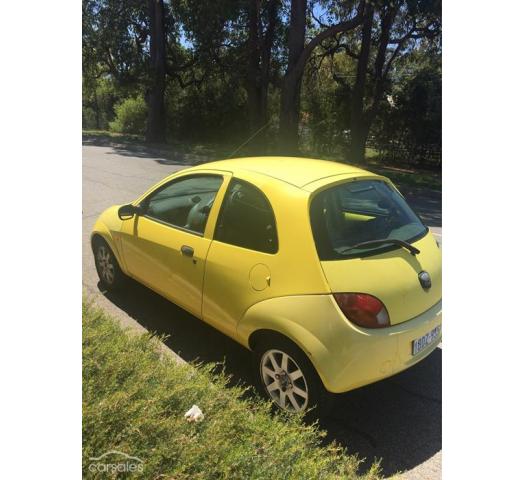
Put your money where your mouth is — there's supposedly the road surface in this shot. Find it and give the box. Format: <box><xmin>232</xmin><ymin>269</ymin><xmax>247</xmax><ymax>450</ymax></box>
<box><xmin>82</xmin><ymin>138</ymin><xmax>442</xmax><ymax>479</ymax></box>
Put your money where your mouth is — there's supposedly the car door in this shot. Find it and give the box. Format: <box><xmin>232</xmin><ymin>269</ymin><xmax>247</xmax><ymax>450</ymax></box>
<box><xmin>202</xmin><ymin>178</ymin><xmax>279</xmax><ymax>339</ymax></box>
<box><xmin>120</xmin><ymin>172</ymin><xmax>230</xmax><ymax>318</ymax></box>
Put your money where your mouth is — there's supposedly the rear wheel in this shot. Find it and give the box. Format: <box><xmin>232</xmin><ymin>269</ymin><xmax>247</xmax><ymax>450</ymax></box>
<box><xmin>253</xmin><ymin>336</ymin><xmax>329</xmax><ymax>416</ymax></box>
<box><xmin>93</xmin><ymin>238</ymin><xmax>125</xmax><ymax>290</ymax></box>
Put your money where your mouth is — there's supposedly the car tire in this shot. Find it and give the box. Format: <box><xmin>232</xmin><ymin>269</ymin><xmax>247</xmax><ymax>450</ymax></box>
<box><xmin>93</xmin><ymin>237</ymin><xmax>126</xmax><ymax>291</ymax></box>
<box><xmin>252</xmin><ymin>335</ymin><xmax>330</xmax><ymax>417</ymax></box>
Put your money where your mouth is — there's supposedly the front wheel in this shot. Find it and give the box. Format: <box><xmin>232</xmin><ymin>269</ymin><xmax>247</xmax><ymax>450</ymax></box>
<box><xmin>93</xmin><ymin>238</ymin><xmax>125</xmax><ymax>290</ymax></box>
<box><xmin>253</xmin><ymin>337</ymin><xmax>328</xmax><ymax>415</ymax></box>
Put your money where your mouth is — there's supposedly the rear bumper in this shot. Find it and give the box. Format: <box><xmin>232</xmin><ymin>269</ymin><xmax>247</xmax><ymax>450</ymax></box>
<box><xmin>320</xmin><ymin>299</ymin><xmax>442</xmax><ymax>393</ymax></box>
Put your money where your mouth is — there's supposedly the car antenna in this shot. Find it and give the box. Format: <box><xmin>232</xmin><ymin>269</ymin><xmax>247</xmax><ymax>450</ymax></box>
<box><xmin>227</xmin><ymin>119</ymin><xmax>272</xmax><ymax>159</ymax></box>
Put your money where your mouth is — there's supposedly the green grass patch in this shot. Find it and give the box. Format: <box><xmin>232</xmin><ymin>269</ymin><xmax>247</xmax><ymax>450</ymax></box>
<box><xmin>365</xmin><ymin>163</ymin><xmax>441</xmax><ymax>191</ymax></box>
<box><xmin>83</xmin><ymin>301</ymin><xmax>382</xmax><ymax>479</ymax></box>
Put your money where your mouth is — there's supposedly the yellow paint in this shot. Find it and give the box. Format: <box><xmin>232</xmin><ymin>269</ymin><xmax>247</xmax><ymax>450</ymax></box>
<box><xmin>92</xmin><ymin>157</ymin><xmax>442</xmax><ymax>393</ymax></box>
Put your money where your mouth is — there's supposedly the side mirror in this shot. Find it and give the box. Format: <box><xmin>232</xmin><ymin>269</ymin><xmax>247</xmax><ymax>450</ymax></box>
<box><xmin>118</xmin><ymin>204</ymin><xmax>140</xmax><ymax>220</ymax></box>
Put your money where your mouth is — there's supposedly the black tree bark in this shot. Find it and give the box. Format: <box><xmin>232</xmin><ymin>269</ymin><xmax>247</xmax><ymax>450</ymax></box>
<box><xmin>348</xmin><ymin>2</ymin><xmax>373</xmax><ymax>163</ymax></box>
<box><xmin>278</xmin><ymin>0</ymin><xmax>307</xmax><ymax>154</ymax></box>
<box><xmin>146</xmin><ymin>0</ymin><xmax>167</xmax><ymax>143</ymax></box>
<box><xmin>245</xmin><ymin>0</ymin><xmax>279</xmax><ymax>153</ymax></box>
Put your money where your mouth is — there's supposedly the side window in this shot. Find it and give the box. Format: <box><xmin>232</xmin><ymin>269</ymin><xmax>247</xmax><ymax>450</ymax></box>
<box><xmin>215</xmin><ymin>179</ymin><xmax>278</xmax><ymax>253</ymax></box>
<box><xmin>142</xmin><ymin>175</ymin><xmax>223</xmax><ymax>234</ymax></box>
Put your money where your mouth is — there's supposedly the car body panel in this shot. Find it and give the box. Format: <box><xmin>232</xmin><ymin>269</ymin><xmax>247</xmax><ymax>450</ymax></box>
<box><xmin>319</xmin><ymin>231</ymin><xmax>442</xmax><ymax>325</ymax></box>
<box><xmin>238</xmin><ymin>294</ymin><xmax>441</xmax><ymax>393</ymax></box>
<box><xmin>92</xmin><ymin>206</ymin><xmax>127</xmax><ymax>271</ymax></box>
<box><xmin>119</xmin><ymin>216</ymin><xmax>212</xmax><ymax>317</ymax></box>
<box><xmin>201</xmin><ymin>169</ymin><xmax>330</xmax><ymax>338</ymax></box>
<box><xmin>119</xmin><ymin>170</ymin><xmax>232</xmax><ymax>317</ymax></box>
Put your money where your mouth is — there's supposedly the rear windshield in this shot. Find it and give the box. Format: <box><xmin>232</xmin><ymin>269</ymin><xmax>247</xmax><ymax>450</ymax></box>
<box><xmin>310</xmin><ymin>179</ymin><xmax>428</xmax><ymax>260</ymax></box>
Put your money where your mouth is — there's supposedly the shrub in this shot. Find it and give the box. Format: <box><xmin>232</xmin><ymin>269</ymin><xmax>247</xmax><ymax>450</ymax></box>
<box><xmin>82</xmin><ymin>301</ymin><xmax>382</xmax><ymax>479</ymax></box>
<box><xmin>109</xmin><ymin>96</ymin><xmax>147</xmax><ymax>135</ymax></box>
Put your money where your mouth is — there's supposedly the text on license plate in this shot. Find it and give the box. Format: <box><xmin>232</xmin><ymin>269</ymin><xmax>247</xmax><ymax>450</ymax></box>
<box><xmin>412</xmin><ymin>325</ymin><xmax>441</xmax><ymax>356</ymax></box>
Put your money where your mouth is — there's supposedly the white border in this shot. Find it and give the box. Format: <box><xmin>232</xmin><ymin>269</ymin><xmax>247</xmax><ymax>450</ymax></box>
<box><xmin>0</xmin><ymin>1</ymin><xmax>81</xmax><ymax>477</ymax></box>
<box><xmin>444</xmin><ymin>1</ymin><xmax>525</xmax><ymax>478</ymax></box>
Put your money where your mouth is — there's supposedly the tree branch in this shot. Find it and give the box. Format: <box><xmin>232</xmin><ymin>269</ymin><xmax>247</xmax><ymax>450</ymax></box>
<box><xmin>288</xmin><ymin>4</ymin><xmax>364</xmax><ymax>81</ymax></box>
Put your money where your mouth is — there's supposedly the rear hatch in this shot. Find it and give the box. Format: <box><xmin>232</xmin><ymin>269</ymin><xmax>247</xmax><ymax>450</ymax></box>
<box><xmin>309</xmin><ymin>178</ymin><xmax>441</xmax><ymax>325</ymax></box>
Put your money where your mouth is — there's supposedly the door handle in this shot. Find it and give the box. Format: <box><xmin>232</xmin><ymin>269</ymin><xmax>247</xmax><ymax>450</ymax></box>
<box><xmin>181</xmin><ymin>245</ymin><xmax>194</xmax><ymax>257</ymax></box>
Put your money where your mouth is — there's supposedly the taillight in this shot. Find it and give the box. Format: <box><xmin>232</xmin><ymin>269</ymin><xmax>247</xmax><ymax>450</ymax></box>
<box><xmin>333</xmin><ymin>293</ymin><xmax>390</xmax><ymax>329</ymax></box>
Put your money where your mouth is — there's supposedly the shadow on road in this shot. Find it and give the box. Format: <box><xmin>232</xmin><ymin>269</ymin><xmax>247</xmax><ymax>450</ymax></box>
<box><xmin>101</xmin><ymin>278</ymin><xmax>441</xmax><ymax>477</ymax></box>
<box><xmin>82</xmin><ymin>134</ymin><xmax>209</xmax><ymax>166</ymax></box>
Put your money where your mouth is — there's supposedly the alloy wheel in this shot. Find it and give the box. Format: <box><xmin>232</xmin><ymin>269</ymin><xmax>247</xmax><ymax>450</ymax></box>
<box><xmin>96</xmin><ymin>245</ymin><xmax>115</xmax><ymax>285</ymax></box>
<box><xmin>260</xmin><ymin>349</ymin><xmax>309</xmax><ymax>412</ymax></box>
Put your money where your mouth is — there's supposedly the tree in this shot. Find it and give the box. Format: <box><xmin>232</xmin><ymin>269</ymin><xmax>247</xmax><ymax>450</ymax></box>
<box><xmin>246</xmin><ymin>0</ymin><xmax>280</xmax><ymax>149</ymax></box>
<box><xmin>145</xmin><ymin>0</ymin><xmax>168</xmax><ymax>143</ymax></box>
<box><xmin>328</xmin><ymin>0</ymin><xmax>441</xmax><ymax>162</ymax></box>
<box><xmin>180</xmin><ymin>0</ymin><xmax>282</xmax><ymax>151</ymax></box>
<box><xmin>278</xmin><ymin>0</ymin><xmax>364</xmax><ymax>153</ymax></box>
<box><xmin>83</xmin><ymin>0</ymin><xmax>180</xmax><ymax>143</ymax></box>
<box><xmin>82</xmin><ymin>0</ymin><xmax>441</xmax><ymax>163</ymax></box>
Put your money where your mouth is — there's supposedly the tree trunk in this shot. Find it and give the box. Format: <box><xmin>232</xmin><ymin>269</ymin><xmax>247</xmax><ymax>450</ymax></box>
<box><xmin>245</xmin><ymin>0</ymin><xmax>279</xmax><ymax>153</ymax></box>
<box><xmin>94</xmin><ymin>90</ymin><xmax>101</xmax><ymax>130</ymax></box>
<box><xmin>278</xmin><ymin>0</ymin><xmax>306</xmax><ymax>154</ymax></box>
<box><xmin>246</xmin><ymin>0</ymin><xmax>264</xmax><ymax>143</ymax></box>
<box><xmin>260</xmin><ymin>0</ymin><xmax>278</xmax><ymax>121</ymax></box>
<box><xmin>348</xmin><ymin>120</ymin><xmax>370</xmax><ymax>163</ymax></box>
<box><xmin>348</xmin><ymin>3</ymin><xmax>374</xmax><ymax>164</ymax></box>
<box><xmin>278</xmin><ymin>1</ymin><xmax>364</xmax><ymax>154</ymax></box>
<box><xmin>348</xmin><ymin>5</ymin><xmax>398</xmax><ymax>164</ymax></box>
<box><xmin>146</xmin><ymin>0</ymin><xmax>166</xmax><ymax>143</ymax></box>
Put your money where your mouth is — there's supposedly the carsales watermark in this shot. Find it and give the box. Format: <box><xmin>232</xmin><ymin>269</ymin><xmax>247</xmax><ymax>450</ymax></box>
<box><xmin>88</xmin><ymin>450</ymin><xmax>144</xmax><ymax>474</ymax></box>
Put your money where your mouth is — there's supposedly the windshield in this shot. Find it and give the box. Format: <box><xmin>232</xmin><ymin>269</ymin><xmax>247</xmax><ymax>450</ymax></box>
<box><xmin>310</xmin><ymin>179</ymin><xmax>428</xmax><ymax>260</ymax></box>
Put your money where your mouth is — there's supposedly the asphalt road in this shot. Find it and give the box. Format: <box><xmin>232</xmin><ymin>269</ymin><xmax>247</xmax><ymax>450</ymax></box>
<box><xmin>82</xmin><ymin>138</ymin><xmax>442</xmax><ymax>479</ymax></box>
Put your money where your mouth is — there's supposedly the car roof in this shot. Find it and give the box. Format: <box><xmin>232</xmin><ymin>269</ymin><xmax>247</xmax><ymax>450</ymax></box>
<box><xmin>190</xmin><ymin>156</ymin><xmax>374</xmax><ymax>188</ymax></box>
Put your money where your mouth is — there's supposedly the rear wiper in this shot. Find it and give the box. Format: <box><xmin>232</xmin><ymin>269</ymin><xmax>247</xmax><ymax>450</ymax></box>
<box><xmin>339</xmin><ymin>238</ymin><xmax>420</xmax><ymax>256</ymax></box>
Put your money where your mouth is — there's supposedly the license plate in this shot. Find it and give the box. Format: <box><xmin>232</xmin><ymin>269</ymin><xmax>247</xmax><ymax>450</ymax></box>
<box><xmin>412</xmin><ymin>326</ymin><xmax>441</xmax><ymax>356</ymax></box>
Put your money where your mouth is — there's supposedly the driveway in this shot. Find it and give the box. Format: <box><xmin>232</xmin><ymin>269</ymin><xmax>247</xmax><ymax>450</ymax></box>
<box><xmin>82</xmin><ymin>138</ymin><xmax>442</xmax><ymax>479</ymax></box>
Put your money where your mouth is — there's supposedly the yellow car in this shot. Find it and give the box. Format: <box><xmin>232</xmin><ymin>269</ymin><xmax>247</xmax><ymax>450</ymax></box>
<box><xmin>92</xmin><ymin>157</ymin><xmax>442</xmax><ymax>413</ymax></box>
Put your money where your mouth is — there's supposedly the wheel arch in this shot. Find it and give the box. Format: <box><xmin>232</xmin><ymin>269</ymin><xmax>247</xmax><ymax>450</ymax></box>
<box><xmin>91</xmin><ymin>207</ymin><xmax>127</xmax><ymax>272</ymax></box>
<box><xmin>248</xmin><ymin>328</ymin><xmax>299</xmax><ymax>351</ymax></box>
<box><xmin>91</xmin><ymin>232</ymin><xmax>126</xmax><ymax>271</ymax></box>
<box><xmin>238</xmin><ymin>297</ymin><xmax>333</xmax><ymax>390</ymax></box>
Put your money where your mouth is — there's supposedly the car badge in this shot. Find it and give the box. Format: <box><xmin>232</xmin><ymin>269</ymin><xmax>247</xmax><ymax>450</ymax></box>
<box><xmin>418</xmin><ymin>271</ymin><xmax>432</xmax><ymax>290</ymax></box>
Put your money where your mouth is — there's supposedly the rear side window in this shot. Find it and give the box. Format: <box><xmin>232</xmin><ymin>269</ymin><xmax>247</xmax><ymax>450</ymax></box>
<box><xmin>215</xmin><ymin>179</ymin><xmax>278</xmax><ymax>253</ymax></box>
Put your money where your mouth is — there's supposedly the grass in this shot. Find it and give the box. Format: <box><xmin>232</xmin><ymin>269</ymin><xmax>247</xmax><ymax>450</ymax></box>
<box><xmin>359</xmin><ymin>148</ymin><xmax>440</xmax><ymax>190</ymax></box>
<box><xmin>83</xmin><ymin>301</ymin><xmax>382</xmax><ymax>479</ymax></box>
<box><xmin>364</xmin><ymin>162</ymin><xmax>441</xmax><ymax>191</ymax></box>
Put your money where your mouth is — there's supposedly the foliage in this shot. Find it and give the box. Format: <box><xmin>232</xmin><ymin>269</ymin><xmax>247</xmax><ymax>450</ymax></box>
<box><xmin>109</xmin><ymin>96</ymin><xmax>148</xmax><ymax>134</ymax></box>
<box><xmin>83</xmin><ymin>301</ymin><xmax>383</xmax><ymax>479</ymax></box>
<box><xmin>82</xmin><ymin>77</ymin><xmax>120</xmax><ymax>130</ymax></box>
<box><xmin>371</xmin><ymin>48</ymin><xmax>442</xmax><ymax>166</ymax></box>
<box><xmin>82</xmin><ymin>0</ymin><xmax>441</xmax><ymax>167</ymax></box>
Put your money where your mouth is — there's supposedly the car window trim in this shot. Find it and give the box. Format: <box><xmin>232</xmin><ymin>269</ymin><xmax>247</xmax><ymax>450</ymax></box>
<box><xmin>141</xmin><ymin>214</ymin><xmax>206</xmax><ymax>237</ymax></box>
<box><xmin>139</xmin><ymin>173</ymin><xmax>225</xmax><ymax>237</ymax></box>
